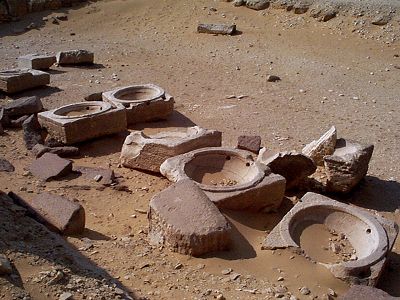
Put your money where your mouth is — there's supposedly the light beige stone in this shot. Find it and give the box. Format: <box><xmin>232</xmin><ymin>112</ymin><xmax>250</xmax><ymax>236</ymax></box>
<box><xmin>302</xmin><ymin>126</ymin><xmax>337</xmax><ymax>165</ymax></box>
<box><xmin>120</xmin><ymin>126</ymin><xmax>222</xmax><ymax>173</ymax></box>
<box><xmin>0</xmin><ymin>69</ymin><xmax>50</xmax><ymax>94</ymax></box>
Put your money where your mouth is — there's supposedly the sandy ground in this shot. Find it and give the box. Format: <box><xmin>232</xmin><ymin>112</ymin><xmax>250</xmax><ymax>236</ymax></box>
<box><xmin>0</xmin><ymin>0</ymin><xmax>400</xmax><ymax>299</ymax></box>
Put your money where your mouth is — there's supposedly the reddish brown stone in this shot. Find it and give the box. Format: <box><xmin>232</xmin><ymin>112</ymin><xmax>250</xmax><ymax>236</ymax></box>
<box><xmin>30</xmin><ymin>153</ymin><xmax>72</xmax><ymax>181</ymax></box>
<box><xmin>148</xmin><ymin>180</ymin><xmax>232</xmax><ymax>256</ymax></box>
<box><xmin>12</xmin><ymin>192</ymin><xmax>85</xmax><ymax>235</ymax></box>
<box><xmin>237</xmin><ymin>135</ymin><xmax>261</xmax><ymax>154</ymax></box>
<box><xmin>340</xmin><ymin>285</ymin><xmax>396</xmax><ymax>300</ymax></box>
<box><xmin>73</xmin><ymin>166</ymin><xmax>115</xmax><ymax>186</ymax></box>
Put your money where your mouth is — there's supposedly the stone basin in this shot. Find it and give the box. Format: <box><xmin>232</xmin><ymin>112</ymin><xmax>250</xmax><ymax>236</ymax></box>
<box><xmin>109</xmin><ymin>84</ymin><xmax>165</xmax><ymax>104</ymax></box>
<box><xmin>52</xmin><ymin>102</ymin><xmax>112</xmax><ymax>119</ymax></box>
<box><xmin>161</xmin><ymin>147</ymin><xmax>286</xmax><ymax>211</ymax></box>
<box><xmin>262</xmin><ymin>192</ymin><xmax>398</xmax><ymax>285</ymax></box>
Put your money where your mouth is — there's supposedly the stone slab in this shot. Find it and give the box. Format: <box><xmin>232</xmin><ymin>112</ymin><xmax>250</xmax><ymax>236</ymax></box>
<box><xmin>73</xmin><ymin>165</ymin><xmax>115</xmax><ymax>186</ymax></box>
<box><xmin>30</xmin><ymin>153</ymin><xmax>72</xmax><ymax>181</ymax></box>
<box><xmin>340</xmin><ymin>285</ymin><xmax>397</xmax><ymax>300</ymax></box>
<box><xmin>148</xmin><ymin>180</ymin><xmax>232</xmax><ymax>256</ymax></box>
<box><xmin>31</xmin><ymin>144</ymin><xmax>79</xmax><ymax>158</ymax></box>
<box><xmin>197</xmin><ymin>23</ymin><xmax>236</xmax><ymax>35</ymax></box>
<box><xmin>302</xmin><ymin>126</ymin><xmax>337</xmax><ymax>166</ymax></box>
<box><xmin>3</xmin><ymin>96</ymin><xmax>43</xmax><ymax>117</ymax></box>
<box><xmin>31</xmin><ymin>193</ymin><xmax>85</xmax><ymax>234</ymax></box>
<box><xmin>0</xmin><ymin>69</ymin><xmax>50</xmax><ymax>94</ymax></box>
<box><xmin>18</xmin><ymin>53</ymin><xmax>56</xmax><ymax>70</ymax></box>
<box><xmin>120</xmin><ymin>126</ymin><xmax>222</xmax><ymax>173</ymax></box>
<box><xmin>56</xmin><ymin>50</ymin><xmax>94</xmax><ymax>65</ymax></box>
<box><xmin>237</xmin><ymin>135</ymin><xmax>261</xmax><ymax>154</ymax></box>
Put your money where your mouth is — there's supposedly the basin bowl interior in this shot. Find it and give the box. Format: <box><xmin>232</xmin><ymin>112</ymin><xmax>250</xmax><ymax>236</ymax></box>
<box><xmin>290</xmin><ymin>206</ymin><xmax>381</xmax><ymax>263</ymax></box>
<box><xmin>53</xmin><ymin>102</ymin><xmax>111</xmax><ymax>119</ymax></box>
<box><xmin>330</xmin><ymin>138</ymin><xmax>359</xmax><ymax>157</ymax></box>
<box><xmin>183</xmin><ymin>150</ymin><xmax>261</xmax><ymax>188</ymax></box>
<box><xmin>113</xmin><ymin>85</ymin><xmax>164</xmax><ymax>103</ymax></box>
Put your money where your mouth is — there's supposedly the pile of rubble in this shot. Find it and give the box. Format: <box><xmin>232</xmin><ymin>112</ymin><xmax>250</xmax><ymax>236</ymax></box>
<box><xmin>0</xmin><ymin>48</ymin><xmax>398</xmax><ymax>298</ymax></box>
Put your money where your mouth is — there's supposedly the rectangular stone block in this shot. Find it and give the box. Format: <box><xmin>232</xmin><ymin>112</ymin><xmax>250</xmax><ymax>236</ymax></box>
<box><xmin>56</xmin><ymin>50</ymin><xmax>94</xmax><ymax>65</ymax></box>
<box><xmin>197</xmin><ymin>23</ymin><xmax>236</xmax><ymax>35</ymax></box>
<box><xmin>38</xmin><ymin>102</ymin><xmax>127</xmax><ymax>145</ymax></box>
<box><xmin>18</xmin><ymin>53</ymin><xmax>56</xmax><ymax>70</ymax></box>
<box><xmin>0</xmin><ymin>69</ymin><xmax>50</xmax><ymax>94</ymax></box>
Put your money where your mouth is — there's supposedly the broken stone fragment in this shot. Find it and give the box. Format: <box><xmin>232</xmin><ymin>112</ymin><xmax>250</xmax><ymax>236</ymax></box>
<box><xmin>197</xmin><ymin>23</ymin><xmax>236</xmax><ymax>35</ymax></box>
<box><xmin>8</xmin><ymin>115</ymin><xmax>30</xmax><ymax>128</ymax></box>
<box><xmin>0</xmin><ymin>108</ymin><xmax>10</xmax><ymax>127</ymax></box>
<box><xmin>0</xmin><ymin>69</ymin><xmax>50</xmax><ymax>94</ymax></box>
<box><xmin>302</xmin><ymin>126</ymin><xmax>337</xmax><ymax>166</ymax></box>
<box><xmin>14</xmin><ymin>192</ymin><xmax>85</xmax><ymax>235</ymax></box>
<box><xmin>56</xmin><ymin>50</ymin><xmax>94</xmax><ymax>65</ymax></box>
<box><xmin>266</xmin><ymin>75</ymin><xmax>281</xmax><ymax>82</ymax></box>
<box><xmin>371</xmin><ymin>15</ymin><xmax>391</xmax><ymax>26</ymax></box>
<box><xmin>18</xmin><ymin>53</ymin><xmax>56</xmax><ymax>70</ymax></box>
<box><xmin>148</xmin><ymin>180</ymin><xmax>232</xmax><ymax>256</ymax></box>
<box><xmin>22</xmin><ymin>114</ymin><xmax>44</xmax><ymax>150</ymax></box>
<box><xmin>237</xmin><ymin>135</ymin><xmax>261</xmax><ymax>154</ymax></box>
<box><xmin>73</xmin><ymin>166</ymin><xmax>115</xmax><ymax>186</ymax></box>
<box><xmin>31</xmin><ymin>144</ymin><xmax>79</xmax><ymax>158</ymax></box>
<box><xmin>257</xmin><ymin>149</ymin><xmax>316</xmax><ymax>189</ymax></box>
<box><xmin>0</xmin><ymin>255</ymin><xmax>12</xmax><ymax>275</ymax></box>
<box><xmin>121</xmin><ymin>126</ymin><xmax>222</xmax><ymax>173</ymax></box>
<box><xmin>0</xmin><ymin>158</ymin><xmax>15</xmax><ymax>172</ymax></box>
<box><xmin>30</xmin><ymin>153</ymin><xmax>72</xmax><ymax>181</ymax></box>
<box><xmin>340</xmin><ymin>285</ymin><xmax>397</xmax><ymax>300</ymax></box>
<box><xmin>245</xmin><ymin>0</ymin><xmax>269</xmax><ymax>10</ymax></box>
<box><xmin>324</xmin><ymin>139</ymin><xmax>374</xmax><ymax>193</ymax></box>
<box><xmin>3</xmin><ymin>96</ymin><xmax>43</xmax><ymax>117</ymax></box>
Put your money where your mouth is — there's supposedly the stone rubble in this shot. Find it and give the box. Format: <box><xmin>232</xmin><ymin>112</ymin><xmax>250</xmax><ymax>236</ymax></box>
<box><xmin>56</xmin><ymin>49</ymin><xmax>94</xmax><ymax>65</ymax></box>
<box><xmin>18</xmin><ymin>53</ymin><xmax>56</xmax><ymax>70</ymax></box>
<box><xmin>22</xmin><ymin>114</ymin><xmax>44</xmax><ymax>150</ymax></box>
<box><xmin>197</xmin><ymin>23</ymin><xmax>237</xmax><ymax>35</ymax></box>
<box><xmin>31</xmin><ymin>143</ymin><xmax>80</xmax><ymax>158</ymax></box>
<box><xmin>237</xmin><ymin>135</ymin><xmax>261</xmax><ymax>154</ymax></box>
<box><xmin>302</xmin><ymin>126</ymin><xmax>337</xmax><ymax>166</ymax></box>
<box><xmin>2</xmin><ymin>96</ymin><xmax>43</xmax><ymax>117</ymax></box>
<box><xmin>0</xmin><ymin>68</ymin><xmax>50</xmax><ymax>94</ymax></box>
<box><xmin>0</xmin><ymin>158</ymin><xmax>15</xmax><ymax>172</ymax></box>
<box><xmin>30</xmin><ymin>153</ymin><xmax>73</xmax><ymax>181</ymax></box>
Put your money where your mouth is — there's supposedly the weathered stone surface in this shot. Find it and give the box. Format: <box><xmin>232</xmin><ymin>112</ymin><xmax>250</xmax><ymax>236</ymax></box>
<box><xmin>84</xmin><ymin>92</ymin><xmax>103</xmax><ymax>101</ymax></box>
<box><xmin>245</xmin><ymin>0</ymin><xmax>269</xmax><ymax>10</ymax></box>
<box><xmin>0</xmin><ymin>255</ymin><xmax>12</xmax><ymax>275</ymax></box>
<box><xmin>302</xmin><ymin>126</ymin><xmax>337</xmax><ymax>165</ymax></box>
<box><xmin>160</xmin><ymin>147</ymin><xmax>286</xmax><ymax>211</ymax></box>
<box><xmin>148</xmin><ymin>180</ymin><xmax>232</xmax><ymax>256</ymax></box>
<box><xmin>0</xmin><ymin>158</ymin><xmax>15</xmax><ymax>172</ymax></box>
<box><xmin>9</xmin><ymin>115</ymin><xmax>30</xmax><ymax>128</ymax></box>
<box><xmin>31</xmin><ymin>144</ymin><xmax>79</xmax><ymax>158</ymax></box>
<box><xmin>30</xmin><ymin>153</ymin><xmax>72</xmax><ymax>181</ymax></box>
<box><xmin>3</xmin><ymin>96</ymin><xmax>43</xmax><ymax>117</ymax></box>
<box><xmin>18</xmin><ymin>53</ymin><xmax>56</xmax><ymax>70</ymax></box>
<box><xmin>262</xmin><ymin>192</ymin><xmax>398</xmax><ymax>286</ymax></box>
<box><xmin>22</xmin><ymin>114</ymin><xmax>44</xmax><ymax>150</ymax></box>
<box><xmin>237</xmin><ymin>135</ymin><xmax>261</xmax><ymax>154</ymax></box>
<box><xmin>56</xmin><ymin>50</ymin><xmax>94</xmax><ymax>65</ymax></box>
<box><xmin>197</xmin><ymin>23</ymin><xmax>236</xmax><ymax>35</ymax></box>
<box><xmin>257</xmin><ymin>149</ymin><xmax>316</xmax><ymax>189</ymax></box>
<box><xmin>324</xmin><ymin>139</ymin><xmax>374</xmax><ymax>193</ymax></box>
<box><xmin>340</xmin><ymin>285</ymin><xmax>397</xmax><ymax>300</ymax></box>
<box><xmin>121</xmin><ymin>126</ymin><xmax>222</xmax><ymax>173</ymax></box>
<box><xmin>102</xmin><ymin>84</ymin><xmax>174</xmax><ymax>124</ymax></box>
<box><xmin>0</xmin><ymin>69</ymin><xmax>50</xmax><ymax>94</ymax></box>
<box><xmin>26</xmin><ymin>192</ymin><xmax>85</xmax><ymax>234</ymax></box>
<box><xmin>38</xmin><ymin>101</ymin><xmax>127</xmax><ymax>145</ymax></box>
<box><xmin>73</xmin><ymin>166</ymin><xmax>115</xmax><ymax>186</ymax></box>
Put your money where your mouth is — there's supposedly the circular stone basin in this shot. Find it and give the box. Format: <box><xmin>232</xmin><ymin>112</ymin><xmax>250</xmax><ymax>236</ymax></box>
<box><xmin>52</xmin><ymin>101</ymin><xmax>111</xmax><ymax>119</ymax></box>
<box><xmin>284</xmin><ymin>202</ymin><xmax>388</xmax><ymax>271</ymax></box>
<box><xmin>112</xmin><ymin>84</ymin><xmax>165</xmax><ymax>104</ymax></box>
<box><xmin>182</xmin><ymin>148</ymin><xmax>266</xmax><ymax>192</ymax></box>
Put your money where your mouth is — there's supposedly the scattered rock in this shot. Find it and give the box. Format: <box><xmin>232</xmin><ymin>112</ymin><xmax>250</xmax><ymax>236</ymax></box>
<box><xmin>0</xmin><ymin>158</ymin><xmax>15</xmax><ymax>172</ymax></box>
<box><xmin>197</xmin><ymin>23</ymin><xmax>236</xmax><ymax>35</ymax></box>
<box><xmin>324</xmin><ymin>139</ymin><xmax>374</xmax><ymax>193</ymax></box>
<box><xmin>3</xmin><ymin>96</ymin><xmax>43</xmax><ymax>117</ymax></box>
<box><xmin>258</xmin><ymin>149</ymin><xmax>316</xmax><ymax>189</ymax></box>
<box><xmin>340</xmin><ymin>285</ymin><xmax>396</xmax><ymax>300</ymax></box>
<box><xmin>22</xmin><ymin>114</ymin><xmax>44</xmax><ymax>150</ymax></box>
<box><xmin>371</xmin><ymin>15</ymin><xmax>391</xmax><ymax>26</ymax></box>
<box><xmin>56</xmin><ymin>49</ymin><xmax>94</xmax><ymax>65</ymax></box>
<box><xmin>267</xmin><ymin>75</ymin><xmax>281</xmax><ymax>82</ymax></box>
<box><xmin>59</xmin><ymin>292</ymin><xmax>73</xmax><ymax>300</ymax></box>
<box><xmin>84</xmin><ymin>92</ymin><xmax>103</xmax><ymax>101</ymax></box>
<box><xmin>31</xmin><ymin>144</ymin><xmax>80</xmax><ymax>158</ymax></box>
<box><xmin>0</xmin><ymin>255</ymin><xmax>12</xmax><ymax>275</ymax></box>
<box><xmin>300</xmin><ymin>287</ymin><xmax>311</xmax><ymax>295</ymax></box>
<box><xmin>148</xmin><ymin>180</ymin><xmax>232</xmax><ymax>256</ymax></box>
<box><xmin>0</xmin><ymin>108</ymin><xmax>10</xmax><ymax>127</ymax></box>
<box><xmin>74</xmin><ymin>166</ymin><xmax>115</xmax><ymax>186</ymax></box>
<box><xmin>237</xmin><ymin>135</ymin><xmax>261</xmax><ymax>154</ymax></box>
<box><xmin>302</xmin><ymin>126</ymin><xmax>337</xmax><ymax>166</ymax></box>
<box><xmin>245</xmin><ymin>0</ymin><xmax>269</xmax><ymax>10</ymax></box>
<box><xmin>9</xmin><ymin>115</ymin><xmax>29</xmax><ymax>128</ymax></box>
<box><xmin>30</xmin><ymin>153</ymin><xmax>73</xmax><ymax>181</ymax></box>
<box><xmin>18</xmin><ymin>53</ymin><xmax>56</xmax><ymax>70</ymax></box>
